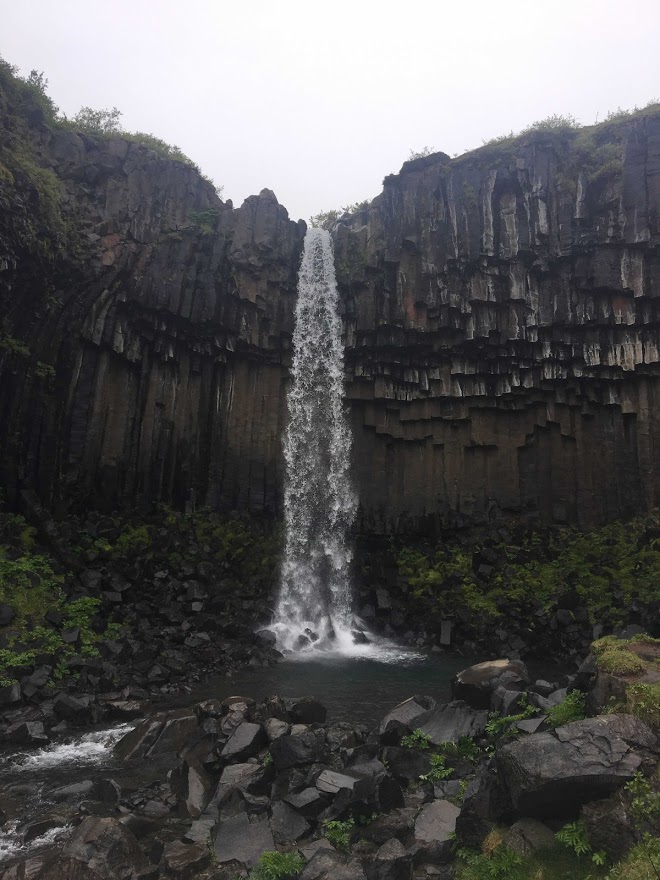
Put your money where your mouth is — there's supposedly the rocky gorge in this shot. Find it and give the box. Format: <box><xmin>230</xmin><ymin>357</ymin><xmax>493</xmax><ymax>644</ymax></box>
<box><xmin>1</xmin><ymin>57</ymin><xmax>660</xmax><ymax>880</ymax></box>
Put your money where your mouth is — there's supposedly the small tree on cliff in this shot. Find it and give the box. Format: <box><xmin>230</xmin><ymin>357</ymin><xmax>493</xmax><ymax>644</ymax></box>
<box><xmin>69</xmin><ymin>106</ymin><xmax>123</xmax><ymax>135</ymax></box>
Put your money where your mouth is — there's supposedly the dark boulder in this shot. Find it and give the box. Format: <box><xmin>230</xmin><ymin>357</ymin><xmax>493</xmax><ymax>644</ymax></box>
<box><xmin>300</xmin><ymin>849</ymin><xmax>367</xmax><ymax>880</ymax></box>
<box><xmin>220</xmin><ymin>720</ymin><xmax>266</xmax><ymax>761</ymax></box>
<box><xmin>378</xmin><ymin>696</ymin><xmax>436</xmax><ymax>740</ymax></box>
<box><xmin>285</xmin><ymin>696</ymin><xmax>327</xmax><ymax>724</ymax></box>
<box><xmin>410</xmin><ymin>800</ymin><xmax>460</xmax><ymax>864</ymax></box>
<box><xmin>497</xmin><ymin>717</ymin><xmax>643</xmax><ymax>817</ymax></box>
<box><xmin>270</xmin><ymin>730</ymin><xmax>327</xmax><ymax>769</ymax></box>
<box><xmin>161</xmin><ymin>840</ymin><xmax>211</xmax><ymax>879</ymax></box>
<box><xmin>582</xmin><ymin>793</ymin><xmax>637</xmax><ymax>862</ymax></box>
<box><xmin>412</xmin><ymin>700</ymin><xmax>488</xmax><ymax>745</ymax></box>
<box><xmin>269</xmin><ymin>801</ymin><xmax>310</xmax><ymax>843</ymax></box>
<box><xmin>452</xmin><ymin>659</ymin><xmax>529</xmax><ymax>709</ymax></box>
<box><xmin>61</xmin><ymin>816</ymin><xmax>150</xmax><ymax>879</ymax></box>
<box><xmin>213</xmin><ymin>812</ymin><xmax>275</xmax><ymax>869</ymax></box>
<box><xmin>367</xmin><ymin>838</ymin><xmax>413</xmax><ymax>880</ymax></box>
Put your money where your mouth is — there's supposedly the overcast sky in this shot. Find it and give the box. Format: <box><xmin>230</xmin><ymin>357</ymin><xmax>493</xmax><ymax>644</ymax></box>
<box><xmin>3</xmin><ymin>0</ymin><xmax>660</xmax><ymax>221</ymax></box>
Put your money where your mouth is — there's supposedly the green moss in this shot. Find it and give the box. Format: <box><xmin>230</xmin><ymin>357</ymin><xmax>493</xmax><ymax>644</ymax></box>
<box><xmin>597</xmin><ymin>648</ymin><xmax>646</xmax><ymax>675</ymax></box>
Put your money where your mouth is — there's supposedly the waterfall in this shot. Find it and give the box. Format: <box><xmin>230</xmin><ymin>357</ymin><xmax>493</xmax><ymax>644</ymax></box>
<box><xmin>272</xmin><ymin>227</ymin><xmax>358</xmax><ymax>652</ymax></box>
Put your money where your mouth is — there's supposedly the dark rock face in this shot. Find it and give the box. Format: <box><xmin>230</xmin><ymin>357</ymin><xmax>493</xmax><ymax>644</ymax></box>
<box><xmin>336</xmin><ymin>116</ymin><xmax>660</xmax><ymax>530</ymax></box>
<box><xmin>497</xmin><ymin>716</ymin><xmax>644</xmax><ymax>816</ymax></box>
<box><xmin>4</xmin><ymin>95</ymin><xmax>660</xmax><ymax>530</ymax></box>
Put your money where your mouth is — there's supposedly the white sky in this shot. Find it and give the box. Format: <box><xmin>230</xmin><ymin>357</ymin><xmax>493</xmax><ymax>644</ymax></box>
<box><xmin>3</xmin><ymin>0</ymin><xmax>660</xmax><ymax>221</ymax></box>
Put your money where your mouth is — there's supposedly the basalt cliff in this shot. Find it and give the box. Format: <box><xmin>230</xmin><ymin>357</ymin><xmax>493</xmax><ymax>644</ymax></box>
<box><xmin>2</xmin><ymin>75</ymin><xmax>660</xmax><ymax>532</ymax></box>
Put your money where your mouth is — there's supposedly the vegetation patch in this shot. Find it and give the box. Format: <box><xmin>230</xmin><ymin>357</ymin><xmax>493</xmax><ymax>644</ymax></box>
<box><xmin>397</xmin><ymin>514</ymin><xmax>660</xmax><ymax>630</ymax></box>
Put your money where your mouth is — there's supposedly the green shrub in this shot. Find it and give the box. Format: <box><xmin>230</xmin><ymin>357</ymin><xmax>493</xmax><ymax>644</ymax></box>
<box><xmin>546</xmin><ymin>691</ymin><xmax>586</xmax><ymax>727</ymax></box>
<box><xmin>420</xmin><ymin>753</ymin><xmax>453</xmax><ymax>783</ymax></box>
<box><xmin>400</xmin><ymin>728</ymin><xmax>432</xmax><ymax>749</ymax></box>
<box><xmin>625</xmin><ymin>684</ymin><xmax>660</xmax><ymax>728</ymax></box>
<box><xmin>556</xmin><ymin>820</ymin><xmax>606</xmax><ymax>865</ymax></box>
<box><xmin>250</xmin><ymin>851</ymin><xmax>305</xmax><ymax>880</ymax></box>
<box><xmin>323</xmin><ymin>818</ymin><xmax>354</xmax><ymax>851</ymax></box>
<box><xmin>597</xmin><ymin>649</ymin><xmax>645</xmax><ymax>675</ymax></box>
<box><xmin>486</xmin><ymin>696</ymin><xmax>537</xmax><ymax>738</ymax></box>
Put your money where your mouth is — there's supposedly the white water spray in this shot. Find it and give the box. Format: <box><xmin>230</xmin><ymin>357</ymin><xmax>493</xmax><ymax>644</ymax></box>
<box><xmin>271</xmin><ymin>228</ymin><xmax>358</xmax><ymax>652</ymax></box>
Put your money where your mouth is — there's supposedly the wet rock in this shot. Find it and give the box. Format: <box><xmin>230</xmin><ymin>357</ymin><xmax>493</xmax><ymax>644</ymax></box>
<box><xmin>171</xmin><ymin>762</ymin><xmax>212</xmax><ymax>818</ymax></box>
<box><xmin>114</xmin><ymin>710</ymin><xmax>198</xmax><ymax>760</ymax></box>
<box><xmin>360</xmin><ymin>808</ymin><xmax>418</xmax><ymax>847</ymax></box>
<box><xmin>5</xmin><ymin>721</ymin><xmax>49</xmax><ymax>746</ymax></box>
<box><xmin>410</xmin><ymin>800</ymin><xmax>460</xmax><ymax>864</ymax></box>
<box><xmin>21</xmin><ymin>809</ymin><xmax>72</xmax><ymax>844</ymax></box>
<box><xmin>270</xmin><ymin>730</ymin><xmax>327</xmax><ymax>769</ymax></box>
<box><xmin>283</xmin><ymin>787</ymin><xmax>329</xmax><ymax>819</ymax></box>
<box><xmin>497</xmin><ymin>717</ymin><xmax>643</xmax><ymax>817</ymax></box>
<box><xmin>379</xmin><ymin>696</ymin><xmax>436</xmax><ymax>740</ymax></box>
<box><xmin>413</xmin><ymin>701</ymin><xmax>488</xmax><ymax>745</ymax></box>
<box><xmin>380</xmin><ymin>747</ymin><xmax>432</xmax><ymax>785</ymax></box>
<box><xmin>269</xmin><ymin>801</ymin><xmax>310</xmax><ymax>843</ymax></box>
<box><xmin>213</xmin><ymin>812</ymin><xmax>275</xmax><ymax>869</ymax></box>
<box><xmin>455</xmin><ymin>765</ymin><xmax>511</xmax><ymax>845</ymax></box>
<box><xmin>162</xmin><ymin>840</ymin><xmax>211</xmax><ymax>878</ymax></box>
<box><xmin>264</xmin><ymin>717</ymin><xmax>289</xmax><ymax>741</ymax></box>
<box><xmin>300</xmin><ymin>849</ymin><xmax>367</xmax><ymax>880</ymax></box>
<box><xmin>503</xmin><ymin>819</ymin><xmax>556</xmax><ymax>857</ymax></box>
<box><xmin>316</xmin><ymin>768</ymin><xmax>375</xmax><ymax>802</ymax></box>
<box><xmin>0</xmin><ymin>681</ymin><xmax>21</xmax><ymax>707</ymax></box>
<box><xmin>51</xmin><ymin>781</ymin><xmax>95</xmax><ymax>801</ymax></box>
<box><xmin>53</xmin><ymin>694</ymin><xmax>95</xmax><ymax>726</ymax></box>
<box><xmin>285</xmin><ymin>696</ymin><xmax>327</xmax><ymax>724</ymax></box>
<box><xmin>61</xmin><ymin>816</ymin><xmax>150</xmax><ymax>879</ymax></box>
<box><xmin>220</xmin><ymin>720</ymin><xmax>266</xmax><ymax>761</ymax></box>
<box><xmin>582</xmin><ymin>793</ymin><xmax>636</xmax><ymax>861</ymax></box>
<box><xmin>369</xmin><ymin>838</ymin><xmax>413</xmax><ymax>880</ymax></box>
<box><xmin>92</xmin><ymin>779</ymin><xmax>121</xmax><ymax>805</ymax></box>
<box><xmin>452</xmin><ymin>659</ymin><xmax>529</xmax><ymax>709</ymax></box>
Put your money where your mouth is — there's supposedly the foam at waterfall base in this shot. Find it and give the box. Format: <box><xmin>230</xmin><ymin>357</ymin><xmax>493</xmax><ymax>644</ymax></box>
<box><xmin>269</xmin><ymin>618</ymin><xmax>423</xmax><ymax>663</ymax></box>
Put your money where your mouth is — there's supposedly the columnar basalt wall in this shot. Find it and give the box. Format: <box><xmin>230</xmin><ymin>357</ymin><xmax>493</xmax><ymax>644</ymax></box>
<box><xmin>0</xmin><ymin>121</ymin><xmax>304</xmax><ymax>514</ymax></box>
<box><xmin>2</xmin><ymin>91</ymin><xmax>660</xmax><ymax>532</ymax></box>
<box><xmin>333</xmin><ymin>114</ymin><xmax>660</xmax><ymax>531</ymax></box>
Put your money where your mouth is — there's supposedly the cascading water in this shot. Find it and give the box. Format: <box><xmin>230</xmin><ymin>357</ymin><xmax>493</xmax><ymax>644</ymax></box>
<box><xmin>271</xmin><ymin>227</ymin><xmax>358</xmax><ymax>653</ymax></box>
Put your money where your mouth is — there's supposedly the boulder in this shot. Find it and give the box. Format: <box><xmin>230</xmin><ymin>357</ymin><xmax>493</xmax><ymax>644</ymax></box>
<box><xmin>285</xmin><ymin>697</ymin><xmax>327</xmax><ymax>724</ymax></box>
<box><xmin>582</xmin><ymin>793</ymin><xmax>636</xmax><ymax>861</ymax></box>
<box><xmin>5</xmin><ymin>721</ymin><xmax>49</xmax><ymax>746</ymax></box>
<box><xmin>171</xmin><ymin>762</ymin><xmax>212</xmax><ymax>818</ymax></box>
<box><xmin>269</xmin><ymin>801</ymin><xmax>310</xmax><ymax>843</ymax></box>
<box><xmin>161</xmin><ymin>840</ymin><xmax>211</xmax><ymax>879</ymax></box>
<box><xmin>114</xmin><ymin>710</ymin><xmax>198</xmax><ymax>760</ymax></box>
<box><xmin>503</xmin><ymin>818</ymin><xmax>556</xmax><ymax>857</ymax></box>
<box><xmin>61</xmin><ymin>816</ymin><xmax>150</xmax><ymax>880</ymax></box>
<box><xmin>380</xmin><ymin>747</ymin><xmax>432</xmax><ymax>785</ymax></box>
<box><xmin>410</xmin><ymin>800</ymin><xmax>460</xmax><ymax>864</ymax></box>
<box><xmin>269</xmin><ymin>730</ymin><xmax>327</xmax><ymax>769</ymax></box>
<box><xmin>300</xmin><ymin>849</ymin><xmax>367</xmax><ymax>880</ymax></box>
<box><xmin>284</xmin><ymin>787</ymin><xmax>329</xmax><ymax>819</ymax></box>
<box><xmin>368</xmin><ymin>838</ymin><xmax>413</xmax><ymax>880</ymax></box>
<box><xmin>53</xmin><ymin>694</ymin><xmax>95</xmax><ymax>726</ymax></box>
<box><xmin>316</xmin><ymin>769</ymin><xmax>375</xmax><ymax>802</ymax></box>
<box><xmin>220</xmin><ymin>721</ymin><xmax>266</xmax><ymax>761</ymax></box>
<box><xmin>497</xmin><ymin>717</ymin><xmax>643</xmax><ymax>817</ymax></box>
<box><xmin>452</xmin><ymin>659</ymin><xmax>529</xmax><ymax>709</ymax></box>
<box><xmin>213</xmin><ymin>812</ymin><xmax>274</xmax><ymax>869</ymax></box>
<box><xmin>379</xmin><ymin>696</ymin><xmax>435</xmax><ymax>738</ymax></box>
<box><xmin>412</xmin><ymin>700</ymin><xmax>488</xmax><ymax>745</ymax></box>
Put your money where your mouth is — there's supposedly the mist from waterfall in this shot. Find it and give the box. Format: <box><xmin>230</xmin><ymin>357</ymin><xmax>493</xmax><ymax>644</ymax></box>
<box><xmin>272</xmin><ymin>227</ymin><xmax>358</xmax><ymax>653</ymax></box>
